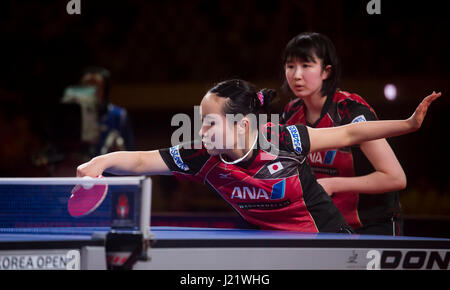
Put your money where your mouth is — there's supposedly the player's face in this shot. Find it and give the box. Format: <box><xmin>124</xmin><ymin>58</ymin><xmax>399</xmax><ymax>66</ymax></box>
<box><xmin>285</xmin><ymin>55</ymin><xmax>330</xmax><ymax>99</ymax></box>
<box><xmin>199</xmin><ymin>93</ymin><xmax>239</xmax><ymax>156</ymax></box>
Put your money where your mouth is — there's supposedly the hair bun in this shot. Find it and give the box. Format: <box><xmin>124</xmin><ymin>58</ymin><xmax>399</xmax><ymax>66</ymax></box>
<box><xmin>258</xmin><ymin>88</ymin><xmax>277</xmax><ymax>112</ymax></box>
<box><xmin>209</xmin><ymin>79</ymin><xmax>277</xmax><ymax>115</ymax></box>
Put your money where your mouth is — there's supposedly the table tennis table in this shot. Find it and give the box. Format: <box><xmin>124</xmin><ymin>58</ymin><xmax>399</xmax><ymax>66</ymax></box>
<box><xmin>1</xmin><ymin>226</ymin><xmax>449</xmax><ymax>270</ymax></box>
<box><xmin>0</xmin><ymin>177</ymin><xmax>449</xmax><ymax>270</ymax></box>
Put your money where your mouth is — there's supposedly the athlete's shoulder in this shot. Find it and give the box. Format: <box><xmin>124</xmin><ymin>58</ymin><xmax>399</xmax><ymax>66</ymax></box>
<box><xmin>260</xmin><ymin>122</ymin><xmax>310</xmax><ymax>158</ymax></box>
<box><xmin>159</xmin><ymin>141</ymin><xmax>212</xmax><ymax>175</ymax></box>
<box><xmin>281</xmin><ymin>98</ymin><xmax>305</xmax><ymax>124</ymax></box>
<box><xmin>334</xmin><ymin>91</ymin><xmax>378</xmax><ymax>121</ymax></box>
<box><xmin>334</xmin><ymin>91</ymin><xmax>370</xmax><ymax>105</ymax></box>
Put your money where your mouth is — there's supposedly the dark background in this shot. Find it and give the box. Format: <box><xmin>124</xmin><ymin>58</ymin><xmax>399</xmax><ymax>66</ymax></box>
<box><xmin>0</xmin><ymin>0</ymin><xmax>449</xmax><ymax>235</ymax></box>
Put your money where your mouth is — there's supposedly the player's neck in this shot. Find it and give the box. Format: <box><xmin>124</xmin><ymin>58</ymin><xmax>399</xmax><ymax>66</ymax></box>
<box><xmin>222</xmin><ymin>131</ymin><xmax>258</xmax><ymax>164</ymax></box>
<box><xmin>303</xmin><ymin>92</ymin><xmax>327</xmax><ymax>124</ymax></box>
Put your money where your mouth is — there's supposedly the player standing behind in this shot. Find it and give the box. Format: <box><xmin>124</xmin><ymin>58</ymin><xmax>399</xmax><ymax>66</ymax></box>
<box><xmin>281</xmin><ymin>32</ymin><xmax>408</xmax><ymax>235</ymax></box>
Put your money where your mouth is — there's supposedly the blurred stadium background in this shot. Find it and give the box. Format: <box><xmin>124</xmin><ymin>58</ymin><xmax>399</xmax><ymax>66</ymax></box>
<box><xmin>0</xmin><ymin>0</ymin><xmax>449</xmax><ymax>237</ymax></box>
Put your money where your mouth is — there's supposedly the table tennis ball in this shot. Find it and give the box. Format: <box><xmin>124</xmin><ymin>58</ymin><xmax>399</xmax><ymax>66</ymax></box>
<box><xmin>81</xmin><ymin>176</ymin><xmax>94</xmax><ymax>190</ymax></box>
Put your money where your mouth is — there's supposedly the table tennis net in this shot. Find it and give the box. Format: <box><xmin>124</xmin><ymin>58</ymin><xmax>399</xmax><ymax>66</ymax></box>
<box><xmin>0</xmin><ymin>182</ymin><xmax>140</xmax><ymax>229</ymax></box>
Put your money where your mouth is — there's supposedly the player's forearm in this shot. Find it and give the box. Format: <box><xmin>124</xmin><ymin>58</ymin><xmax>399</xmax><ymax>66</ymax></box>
<box><xmin>325</xmin><ymin>172</ymin><xmax>407</xmax><ymax>195</ymax></box>
<box><xmin>101</xmin><ymin>150</ymin><xmax>172</xmax><ymax>176</ymax></box>
<box><xmin>77</xmin><ymin>150</ymin><xmax>171</xmax><ymax>177</ymax></box>
<box><xmin>309</xmin><ymin>91</ymin><xmax>440</xmax><ymax>153</ymax></box>
<box><xmin>345</xmin><ymin>119</ymin><xmax>415</xmax><ymax>147</ymax></box>
<box><xmin>96</xmin><ymin>151</ymin><xmax>146</xmax><ymax>175</ymax></box>
<box><xmin>309</xmin><ymin>119</ymin><xmax>415</xmax><ymax>153</ymax></box>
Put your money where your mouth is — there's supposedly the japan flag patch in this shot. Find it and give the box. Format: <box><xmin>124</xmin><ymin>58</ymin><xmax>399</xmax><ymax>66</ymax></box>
<box><xmin>268</xmin><ymin>162</ymin><xmax>284</xmax><ymax>175</ymax></box>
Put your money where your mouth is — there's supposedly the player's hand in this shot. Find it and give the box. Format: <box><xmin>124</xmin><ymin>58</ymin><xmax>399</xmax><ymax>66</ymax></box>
<box><xmin>316</xmin><ymin>178</ymin><xmax>335</xmax><ymax>197</ymax></box>
<box><xmin>76</xmin><ymin>157</ymin><xmax>106</xmax><ymax>178</ymax></box>
<box><xmin>408</xmin><ymin>91</ymin><xmax>441</xmax><ymax>131</ymax></box>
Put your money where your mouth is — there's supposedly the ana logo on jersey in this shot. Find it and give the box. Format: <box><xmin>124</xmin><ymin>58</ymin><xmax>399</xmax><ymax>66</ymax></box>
<box><xmin>169</xmin><ymin>145</ymin><xmax>189</xmax><ymax>171</ymax></box>
<box><xmin>308</xmin><ymin>150</ymin><xmax>336</xmax><ymax>165</ymax></box>
<box><xmin>231</xmin><ymin>179</ymin><xmax>286</xmax><ymax>200</ymax></box>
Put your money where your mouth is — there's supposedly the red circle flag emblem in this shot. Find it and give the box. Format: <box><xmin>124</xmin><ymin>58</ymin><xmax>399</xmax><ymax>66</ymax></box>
<box><xmin>268</xmin><ymin>162</ymin><xmax>283</xmax><ymax>175</ymax></box>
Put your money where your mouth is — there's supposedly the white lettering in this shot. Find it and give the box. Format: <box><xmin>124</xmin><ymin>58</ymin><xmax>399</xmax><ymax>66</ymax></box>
<box><xmin>180</xmin><ymin>274</ymin><xmax>214</xmax><ymax>287</ymax></box>
<box><xmin>231</xmin><ymin>187</ymin><xmax>243</xmax><ymax>199</ymax></box>
<box><xmin>243</xmin><ymin>187</ymin><xmax>255</xmax><ymax>199</ymax></box>
<box><xmin>308</xmin><ymin>152</ymin><xmax>323</xmax><ymax>164</ymax></box>
<box><xmin>366</xmin><ymin>0</ymin><xmax>381</xmax><ymax>15</ymax></box>
<box><xmin>231</xmin><ymin>187</ymin><xmax>269</xmax><ymax>200</ymax></box>
<box><xmin>66</xmin><ymin>0</ymin><xmax>81</xmax><ymax>15</ymax></box>
<box><xmin>171</xmin><ymin>114</ymin><xmax>191</xmax><ymax>147</ymax></box>
<box><xmin>66</xmin><ymin>250</ymin><xmax>80</xmax><ymax>270</ymax></box>
<box><xmin>169</xmin><ymin>145</ymin><xmax>189</xmax><ymax>171</ymax></box>
<box><xmin>366</xmin><ymin>250</ymin><xmax>381</xmax><ymax>270</ymax></box>
<box><xmin>257</xmin><ymin>188</ymin><xmax>269</xmax><ymax>199</ymax></box>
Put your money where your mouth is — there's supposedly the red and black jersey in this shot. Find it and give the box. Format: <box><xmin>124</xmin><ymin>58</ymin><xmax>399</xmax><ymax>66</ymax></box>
<box><xmin>281</xmin><ymin>91</ymin><xmax>401</xmax><ymax>231</ymax></box>
<box><xmin>159</xmin><ymin>124</ymin><xmax>348</xmax><ymax>233</ymax></box>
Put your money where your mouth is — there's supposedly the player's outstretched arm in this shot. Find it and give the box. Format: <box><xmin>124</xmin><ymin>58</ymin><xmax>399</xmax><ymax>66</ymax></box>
<box><xmin>76</xmin><ymin>150</ymin><xmax>172</xmax><ymax>177</ymax></box>
<box><xmin>308</xmin><ymin>91</ymin><xmax>441</xmax><ymax>153</ymax></box>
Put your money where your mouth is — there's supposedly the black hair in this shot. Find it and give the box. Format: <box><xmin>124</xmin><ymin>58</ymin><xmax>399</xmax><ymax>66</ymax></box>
<box><xmin>282</xmin><ymin>32</ymin><xmax>340</xmax><ymax>99</ymax></box>
<box><xmin>208</xmin><ymin>79</ymin><xmax>277</xmax><ymax>117</ymax></box>
<box><xmin>82</xmin><ymin>66</ymin><xmax>112</xmax><ymax>104</ymax></box>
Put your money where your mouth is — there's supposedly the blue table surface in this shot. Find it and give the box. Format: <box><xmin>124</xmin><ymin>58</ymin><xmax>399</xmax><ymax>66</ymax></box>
<box><xmin>1</xmin><ymin>226</ymin><xmax>450</xmax><ymax>243</ymax></box>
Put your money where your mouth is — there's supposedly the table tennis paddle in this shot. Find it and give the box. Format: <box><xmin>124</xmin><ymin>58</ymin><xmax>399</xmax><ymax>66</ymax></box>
<box><xmin>68</xmin><ymin>175</ymin><xmax>108</xmax><ymax>217</ymax></box>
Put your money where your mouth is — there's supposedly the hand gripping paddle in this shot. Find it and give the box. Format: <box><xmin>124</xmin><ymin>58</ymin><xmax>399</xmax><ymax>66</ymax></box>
<box><xmin>68</xmin><ymin>175</ymin><xmax>108</xmax><ymax>217</ymax></box>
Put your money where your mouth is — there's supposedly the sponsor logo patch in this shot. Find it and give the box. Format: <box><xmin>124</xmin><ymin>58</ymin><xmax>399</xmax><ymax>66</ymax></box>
<box><xmin>351</xmin><ymin>115</ymin><xmax>366</xmax><ymax>123</ymax></box>
<box><xmin>169</xmin><ymin>145</ymin><xmax>189</xmax><ymax>171</ymax></box>
<box><xmin>286</xmin><ymin>125</ymin><xmax>302</xmax><ymax>154</ymax></box>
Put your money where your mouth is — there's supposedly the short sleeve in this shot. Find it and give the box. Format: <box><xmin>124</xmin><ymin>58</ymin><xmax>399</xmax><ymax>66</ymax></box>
<box><xmin>261</xmin><ymin>123</ymin><xmax>310</xmax><ymax>160</ymax></box>
<box><xmin>339</xmin><ymin>99</ymin><xmax>378</xmax><ymax>125</ymax></box>
<box><xmin>158</xmin><ymin>141</ymin><xmax>210</xmax><ymax>177</ymax></box>
<box><xmin>280</xmin><ymin>98</ymin><xmax>303</xmax><ymax>124</ymax></box>
<box><xmin>281</xmin><ymin>124</ymin><xmax>311</xmax><ymax>158</ymax></box>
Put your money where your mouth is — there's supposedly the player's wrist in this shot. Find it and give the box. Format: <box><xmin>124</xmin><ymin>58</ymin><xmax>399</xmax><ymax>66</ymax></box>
<box><xmin>405</xmin><ymin>116</ymin><xmax>420</xmax><ymax>132</ymax></box>
<box><xmin>92</xmin><ymin>155</ymin><xmax>109</xmax><ymax>173</ymax></box>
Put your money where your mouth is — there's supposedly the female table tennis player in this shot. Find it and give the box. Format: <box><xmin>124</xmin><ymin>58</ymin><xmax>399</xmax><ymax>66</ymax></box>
<box><xmin>280</xmin><ymin>32</ymin><xmax>407</xmax><ymax>235</ymax></box>
<box><xmin>76</xmin><ymin>79</ymin><xmax>440</xmax><ymax>233</ymax></box>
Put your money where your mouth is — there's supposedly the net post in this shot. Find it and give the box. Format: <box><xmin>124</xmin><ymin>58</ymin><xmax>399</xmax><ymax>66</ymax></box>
<box><xmin>139</xmin><ymin>177</ymin><xmax>152</xmax><ymax>261</ymax></box>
